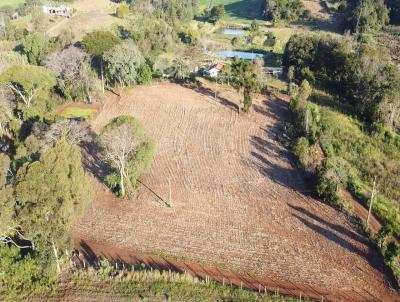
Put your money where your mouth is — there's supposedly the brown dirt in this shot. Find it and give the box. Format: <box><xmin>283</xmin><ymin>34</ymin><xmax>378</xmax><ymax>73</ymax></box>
<box><xmin>46</xmin><ymin>0</ymin><xmax>119</xmax><ymax>38</ymax></box>
<box><xmin>74</xmin><ymin>82</ymin><xmax>398</xmax><ymax>301</ymax></box>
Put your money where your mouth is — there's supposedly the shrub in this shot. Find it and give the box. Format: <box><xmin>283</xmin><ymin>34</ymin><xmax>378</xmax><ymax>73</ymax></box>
<box><xmin>116</xmin><ymin>3</ymin><xmax>130</xmax><ymax>19</ymax></box>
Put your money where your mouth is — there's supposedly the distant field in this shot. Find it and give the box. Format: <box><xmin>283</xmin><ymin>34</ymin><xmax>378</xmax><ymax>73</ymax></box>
<box><xmin>0</xmin><ymin>0</ymin><xmax>24</xmax><ymax>7</ymax></box>
<box><xmin>198</xmin><ymin>0</ymin><xmax>265</xmax><ymax>23</ymax></box>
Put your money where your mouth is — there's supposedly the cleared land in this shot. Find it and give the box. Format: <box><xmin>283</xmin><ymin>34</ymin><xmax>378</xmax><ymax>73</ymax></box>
<box><xmin>74</xmin><ymin>82</ymin><xmax>398</xmax><ymax>301</ymax></box>
<box><xmin>46</xmin><ymin>0</ymin><xmax>119</xmax><ymax>39</ymax></box>
<box><xmin>0</xmin><ymin>0</ymin><xmax>24</xmax><ymax>7</ymax></box>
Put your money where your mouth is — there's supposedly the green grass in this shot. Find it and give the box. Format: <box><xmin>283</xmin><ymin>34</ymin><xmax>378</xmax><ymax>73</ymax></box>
<box><xmin>69</xmin><ymin>270</ymin><xmax>304</xmax><ymax>302</ymax></box>
<box><xmin>308</xmin><ymin>91</ymin><xmax>400</xmax><ymax>237</ymax></box>
<box><xmin>0</xmin><ymin>0</ymin><xmax>24</xmax><ymax>8</ymax></box>
<box><xmin>198</xmin><ymin>0</ymin><xmax>266</xmax><ymax>24</ymax></box>
<box><xmin>60</xmin><ymin>107</ymin><xmax>97</xmax><ymax>119</ymax></box>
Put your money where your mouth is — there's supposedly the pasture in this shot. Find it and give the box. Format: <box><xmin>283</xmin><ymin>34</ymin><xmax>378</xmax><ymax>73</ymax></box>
<box><xmin>198</xmin><ymin>0</ymin><xmax>266</xmax><ymax>23</ymax></box>
<box><xmin>0</xmin><ymin>0</ymin><xmax>24</xmax><ymax>7</ymax></box>
<box><xmin>74</xmin><ymin>82</ymin><xmax>397</xmax><ymax>301</ymax></box>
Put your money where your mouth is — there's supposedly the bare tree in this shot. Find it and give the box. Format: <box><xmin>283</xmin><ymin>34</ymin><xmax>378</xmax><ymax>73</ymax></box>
<box><xmin>44</xmin><ymin>47</ymin><xmax>100</xmax><ymax>103</ymax></box>
<box><xmin>41</xmin><ymin>119</ymin><xmax>91</xmax><ymax>153</ymax></box>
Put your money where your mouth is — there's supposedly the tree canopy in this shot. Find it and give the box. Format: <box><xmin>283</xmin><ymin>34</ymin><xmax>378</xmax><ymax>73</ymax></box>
<box><xmin>81</xmin><ymin>30</ymin><xmax>121</xmax><ymax>58</ymax></box>
<box><xmin>99</xmin><ymin>116</ymin><xmax>154</xmax><ymax>197</ymax></box>
<box><xmin>0</xmin><ymin>64</ymin><xmax>56</xmax><ymax>108</ymax></box>
<box><xmin>103</xmin><ymin>41</ymin><xmax>148</xmax><ymax>91</ymax></box>
<box><xmin>14</xmin><ymin>140</ymin><xmax>91</xmax><ymax>269</ymax></box>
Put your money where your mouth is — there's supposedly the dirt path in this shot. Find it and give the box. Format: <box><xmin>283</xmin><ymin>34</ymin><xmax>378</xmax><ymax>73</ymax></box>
<box><xmin>341</xmin><ymin>191</ymin><xmax>383</xmax><ymax>236</ymax></box>
<box><xmin>74</xmin><ymin>82</ymin><xmax>398</xmax><ymax>302</ymax></box>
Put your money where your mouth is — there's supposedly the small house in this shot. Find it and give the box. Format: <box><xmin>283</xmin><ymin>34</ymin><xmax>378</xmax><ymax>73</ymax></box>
<box><xmin>204</xmin><ymin>63</ymin><xmax>224</xmax><ymax>78</ymax></box>
<box><xmin>265</xmin><ymin>67</ymin><xmax>283</xmax><ymax>78</ymax></box>
<box><xmin>42</xmin><ymin>4</ymin><xmax>72</xmax><ymax>17</ymax></box>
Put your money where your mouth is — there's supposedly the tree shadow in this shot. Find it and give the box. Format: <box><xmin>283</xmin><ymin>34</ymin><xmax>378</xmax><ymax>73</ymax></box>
<box><xmin>249</xmin><ymin>97</ymin><xmax>313</xmax><ymax>193</ymax></box>
<box><xmin>80</xmin><ymin>129</ymin><xmax>113</xmax><ymax>182</ymax></box>
<box><xmin>292</xmin><ymin>213</ymin><xmax>396</xmax><ymax>288</ymax></box>
<box><xmin>288</xmin><ymin>204</ymin><xmax>369</xmax><ymax>246</ymax></box>
<box><xmin>223</xmin><ymin>0</ymin><xmax>266</xmax><ymax>21</ymax></box>
<box><xmin>191</xmin><ymin>84</ymin><xmax>240</xmax><ymax>113</ymax></box>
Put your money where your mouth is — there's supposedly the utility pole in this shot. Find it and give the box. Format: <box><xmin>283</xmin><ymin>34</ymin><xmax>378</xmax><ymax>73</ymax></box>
<box><xmin>367</xmin><ymin>176</ymin><xmax>377</xmax><ymax>228</ymax></box>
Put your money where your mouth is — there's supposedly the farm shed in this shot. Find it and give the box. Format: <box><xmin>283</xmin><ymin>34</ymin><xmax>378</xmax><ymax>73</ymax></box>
<box><xmin>42</xmin><ymin>4</ymin><xmax>71</xmax><ymax>16</ymax></box>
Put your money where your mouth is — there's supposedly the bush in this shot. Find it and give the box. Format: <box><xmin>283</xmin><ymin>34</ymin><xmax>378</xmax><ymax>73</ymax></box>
<box><xmin>116</xmin><ymin>3</ymin><xmax>130</xmax><ymax>19</ymax></box>
<box><xmin>293</xmin><ymin>137</ymin><xmax>312</xmax><ymax>170</ymax></box>
<box><xmin>137</xmin><ymin>63</ymin><xmax>152</xmax><ymax>84</ymax></box>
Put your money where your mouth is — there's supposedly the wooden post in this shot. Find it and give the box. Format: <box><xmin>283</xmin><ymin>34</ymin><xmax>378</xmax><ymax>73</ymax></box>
<box><xmin>367</xmin><ymin>176</ymin><xmax>377</xmax><ymax>228</ymax></box>
<box><xmin>168</xmin><ymin>178</ymin><xmax>172</xmax><ymax>207</ymax></box>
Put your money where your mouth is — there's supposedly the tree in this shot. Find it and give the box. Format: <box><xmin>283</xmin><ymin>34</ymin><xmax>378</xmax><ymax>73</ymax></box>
<box><xmin>116</xmin><ymin>3</ymin><xmax>130</xmax><ymax>18</ymax></box>
<box><xmin>353</xmin><ymin>0</ymin><xmax>389</xmax><ymax>33</ymax></box>
<box><xmin>44</xmin><ymin>46</ymin><xmax>100</xmax><ymax>102</ymax></box>
<box><xmin>0</xmin><ymin>51</ymin><xmax>27</xmax><ymax>74</ymax></box>
<box><xmin>103</xmin><ymin>41</ymin><xmax>147</xmax><ymax>94</ymax></box>
<box><xmin>209</xmin><ymin>5</ymin><xmax>224</xmax><ymax>23</ymax></box>
<box><xmin>137</xmin><ymin>63</ymin><xmax>152</xmax><ymax>84</ymax></box>
<box><xmin>22</xmin><ymin>32</ymin><xmax>48</xmax><ymax>65</ymax></box>
<box><xmin>81</xmin><ymin>30</ymin><xmax>121</xmax><ymax>93</ymax></box>
<box><xmin>0</xmin><ymin>93</ymin><xmax>13</xmax><ymax>136</ymax></box>
<box><xmin>0</xmin><ymin>65</ymin><xmax>56</xmax><ymax>108</ymax></box>
<box><xmin>41</xmin><ymin>119</ymin><xmax>91</xmax><ymax>153</ymax></box>
<box><xmin>0</xmin><ymin>153</ymin><xmax>10</xmax><ymax>188</ymax></box>
<box><xmin>231</xmin><ymin>59</ymin><xmax>258</xmax><ymax>112</ymax></box>
<box><xmin>265</xmin><ymin>0</ymin><xmax>306</xmax><ymax>23</ymax></box>
<box><xmin>99</xmin><ymin>116</ymin><xmax>154</xmax><ymax>197</ymax></box>
<box><xmin>264</xmin><ymin>31</ymin><xmax>277</xmax><ymax>48</ymax></box>
<box><xmin>56</xmin><ymin>28</ymin><xmax>75</xmax><ymax>49</ymax></box>
<box><xmin>15</xmin><ymin>140</ymin><xmax>91</xmax><ymax>272</ymax></box>
<box><xmin>250</xmin><ymin>20</ymin><xmax>259</xmax><ymax>32</ymax></box>
<box><xmin>0</xmin><ymin>244</ymin><xmax>50</xmax><ymax>300</ymax></box>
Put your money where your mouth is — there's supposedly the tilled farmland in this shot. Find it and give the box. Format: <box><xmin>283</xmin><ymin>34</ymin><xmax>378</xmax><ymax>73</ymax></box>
<box><xmin>74</xmin><ymin>82</ymin><xmax>398</xmax><ymax>301</ymax></box>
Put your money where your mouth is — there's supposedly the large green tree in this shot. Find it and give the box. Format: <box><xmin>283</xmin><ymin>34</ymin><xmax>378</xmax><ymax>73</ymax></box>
<box><xmin>103</xmin><ymin>41</ymin><xmax>148</xmax><ymax>94</ymax></box>
<box><xmin>352</xmin><ymin>0</ymin><xmax>389</xmax><ymax>33</ymax></box>
<box><xmin>14</xmin><ymin>140</ymin><xmax>91</xmax><ymax>272</ymax></box>
<box><xmin>22</xmin><ymin>33</ymin><xmax>48</xmax><ymax>65</ymax></box>
<box><xmin>99</xmin><ymin>116</ymin><xmax>154</xmax><ymax>197</ymax></box>
<box><xmin>0</xmin><ymin>65</ymin><xmax>56</xmax><ymax>108</ymax></box>
<box><xmin>81</xmin><ymin>30</ymin><xmax>121</xmax><ymax>92</ymax></box>
<box><xmin>231</xmin><ymin>59</ymin><xmax>259</xmax><ymax>113</ymax></box>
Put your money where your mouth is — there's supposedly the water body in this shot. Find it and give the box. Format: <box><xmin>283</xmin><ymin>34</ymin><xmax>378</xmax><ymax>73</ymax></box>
<box><xmin>220</xmin><ymin>28</ymin><xmax>245</xmax><ymax>35</ymax></box>
<box><xmin>216</xmin><ymin>50</ymin><xmax>265</xmax><ymax>60</ymax></box>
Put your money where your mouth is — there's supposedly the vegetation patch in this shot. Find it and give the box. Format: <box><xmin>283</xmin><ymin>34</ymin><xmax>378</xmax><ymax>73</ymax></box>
<box><xmin>59</xmin><ymin>106</ymin><xmax>97</xmax><ymax>119</ymax></box>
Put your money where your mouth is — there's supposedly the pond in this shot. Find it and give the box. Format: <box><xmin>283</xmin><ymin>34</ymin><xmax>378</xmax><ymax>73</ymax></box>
<box><xmin>216</xmin><ymin>50</ymin><xmax>265</xmax><ymax>60</ymax></box>
<box><xmin>219</xmin><ymin>28</ymin><xmax>246</xmax><ymax>35</ymax></box>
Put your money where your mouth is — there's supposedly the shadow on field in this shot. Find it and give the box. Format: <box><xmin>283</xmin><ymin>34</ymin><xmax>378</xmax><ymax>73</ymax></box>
<box><xmin>191</xmin><ymin>84</ymin><xmax>239</xmax><ymax>113</ymax></box>
<box><xmin>249</xmin><ymin>97</ymin><xmax>313</xmax><ymax>193</ymax></box>
<box><xmin>224</xmin><ymin>0</ymin><xmax>265</xmax><ymax>21</ymax></box>
<box><xmin>289</xmin><ymin>205</ymin><xmax>398</xmax><ymax>286</ymax></box>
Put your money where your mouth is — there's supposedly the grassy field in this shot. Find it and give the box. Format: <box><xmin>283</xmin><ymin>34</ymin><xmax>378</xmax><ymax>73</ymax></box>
<box><xmin>0</xmin><ymin>0</ymin><xmax>24</xmax><ymax>7</ymax></box>
<box><xmin>198</xmin><ymin>0</ymin><xmax>265</xmax><ymax>24</ymax></box>
<box><xmin>26</xmin><ymin>270</ymin><xmax>302</xmax><ymax>302</ymax></box>
<box><xmin>57</xmin><ymin>104</ymin><xmax>98</xmax><ymax>120</ymax></box>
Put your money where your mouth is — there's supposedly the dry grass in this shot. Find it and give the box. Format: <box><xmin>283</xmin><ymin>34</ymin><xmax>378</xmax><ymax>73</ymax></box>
<box><xmin>75</xmin><ymin>82</ymin><xmax>397</xmax><ymax>301</ymax></box>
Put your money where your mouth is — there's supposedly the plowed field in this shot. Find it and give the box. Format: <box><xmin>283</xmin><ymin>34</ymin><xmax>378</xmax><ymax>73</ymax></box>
<box><xmin>74</xmin><ymin>82</ymin><xmax>398</xmax><ymax>301</ymax></box>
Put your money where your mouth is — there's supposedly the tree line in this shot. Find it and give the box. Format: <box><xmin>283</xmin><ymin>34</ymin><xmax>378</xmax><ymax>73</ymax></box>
<box><xmin>283</xmin><ymin>34</ymin><xmax>400</xmax><ymax>131</ymax></box>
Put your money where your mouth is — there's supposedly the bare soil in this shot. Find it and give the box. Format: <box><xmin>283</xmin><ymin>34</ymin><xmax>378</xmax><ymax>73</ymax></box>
<box><xmin>74</xmin><ymin>82</ymin><xmax>398</xmax><ymax>301</ymax></box>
